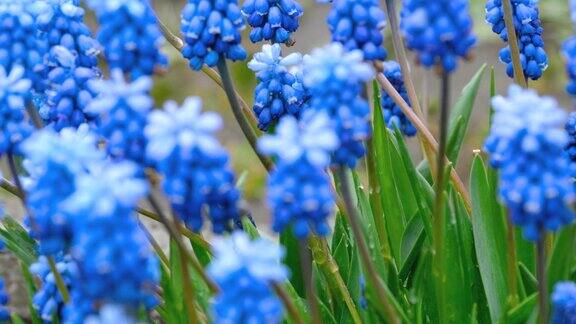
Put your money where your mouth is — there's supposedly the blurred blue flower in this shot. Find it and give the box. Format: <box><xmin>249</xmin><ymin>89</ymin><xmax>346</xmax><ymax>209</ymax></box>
<box><xmin>145</xmin><ymin>98</ymin><xmax>241</xmax><ymax>233</ymax></box>
<box><xmin>566</xmin><ymin>112</ymin><xmax>576</xmax><ymax>175</ymax></box>
<box><xmin>0</xmin><ymin>276</ymin><xmax>9</xmax><ymax>321</ymax></box>
<box><xmin>88</xmin><ymin>70</ymin><xmax>153</xmax><ymax>164</ymax></box>
<box><xmin>40</xmin><ymin>46</ymin><xmax>99</xmax><ymax>130</ymax></box>
<box><xmin>553</xmin><ymin>281</ymin><xmax>576</xmax><ymax>324</ymax></box>
<box><xmin>247</xmin><ymin>44</ymin><xmax>305</xmax><ymax>131</ymax></box>
<box><xmin>0</xmin><ymin>65</ymin><xmax>33</xmax><ymax>157</ymax></box>
<box><xmin>563</xmin><ymin>36</ymin><xmax>576</xmax><ymax>97</ymax></box>
<box><xmin>400</xmin><ymin>0</ymin><xmax>476</xmax><ymax>72</ymax></box>
<box><xmin>181</xmin><ymin>0</ymin><xmax>247</xmax><ymax>70</ymax></box>
<box><xmin>0</xmin><ymin>0</ymin><xmax>48</xmax><ymax>91</ymax></box>
<box><xmin>85</xmin><ymin>304</ymin><xmax>138</xmax><ymax>324</ymax></box>
<box><xmin>485</xmin><ymin>0</ymin><xmax>547</xmax><ymax>80</ymax></box>
<box><xmin>208</xmin><ymin>231</ymin><xmax>288</xmax><ymax>323</ymax></box>
<box><xmin>485</xmin><ymin>85</ymin><xmax>575</xmax><ymax>241</ymax></box>
<box><xmin>381</xmin><ymin>61</ymin><xmax>416</xmax><ymax>136</ymax></box>
<box><xmin>302</xmin><ymin>43</ymin><xmax>373</xmax><ymax>167</ymax></box>
<box><xmin>242</xmin><ymin>0</ymin><xmax>303</xmax><ymax>44</ymax></box>
<box><xmin>21</xmin><ymin>125</ymin><xmax>104</xmax><ymax>255</ymax></box>
<box><xmin>259</xmin><ymin>112</ymin><xmax>338</xmax><ymax>237</ymax></box>
<box><xmin>327</xmin><ymin>0</ymin><xmax>387</xmax><ymax>61</ymax></box>
<box><xmin>87</xmin><ymin>0</ymin><xmax>167</xmax><ymax>78</ymax></box>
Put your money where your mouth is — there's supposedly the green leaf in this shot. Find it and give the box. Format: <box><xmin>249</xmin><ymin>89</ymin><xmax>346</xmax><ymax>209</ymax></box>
<box><xmin>281</xmin><ymin>230</ymin><xmax>305</xmax><ymax>297</ymax></box>
<box><xmin>398</xmin><ymin>215</ymin><xmax>424</xmax><ymax>281</ymax></box>
<box><xmin>0</xmin><ymin>216</ymin><xmax>37</xmax><ymax>266</ymax></box>
<box><xmin>241</xmin><ymin>216</ymin><xmax>260</xmax><ymax>239</ymax></box>
<box><xmin>547</xmin><ymin>225</ymin><xmax>576</xmax><ymax>291</ymax></box>
<box><xmin>470</xmin><ymin>155</ymin><xmax>509</xmax><ymax>323</ymax></box>
<box><xmin>519</xmin><ymin>262</ymin><xmax>538</xmax><ymax>295</ymax></box>
<box><xmin>447</xmin><ymin>64</ymin><xmax>487</xmax><ymax>164</ymax></box>
<box><xmin>506</xmin><ymin>293</ymin><xmax>537</xmax><ymax>324</ymax></box>
<box><xmin>20</xmin><ymin>262</ymin><xmax>42</xmax><ymax>324</ymax></box>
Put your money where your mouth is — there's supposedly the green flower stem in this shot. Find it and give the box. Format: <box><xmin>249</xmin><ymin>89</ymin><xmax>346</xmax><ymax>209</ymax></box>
<box><xmin>309</xmin><ymin>236</ymin><xmax>362</xmax><ymax>324</ymax></box>
<box><xmin>138</xmin><ymin>220</ymin><xmax>169</xmax><ymax>268</ymax></box>
<box><xmin>298</xmin><ymin>239</ymin><xmax>321</xmax><ymax>324</ymax></box>
<box><xmin>376</xmin><ymin>71</ymin><xmax>472</xmax><ymax>213</ymax></box>
<box><xmin>216</xmin><ymin>58</ymin><xmax>274</xmax><ymax>172</ymax></box>
<box><xmin>178</xmin><ymin>245</ymin><xmax>203</xmax><ymax>324</ymax></box>
<box><xmin>501</xmin><ymin>0</ymin><xmax>527</xmax><ymax>87</ymax></box>
<box><xmin>146</xmin><ymin>193</ymin><xmax>219</xmax><ymax>294</ymax></box>
<box><xmin>272</xmin><ymin>283</ymin><xmax>306</xmax><ymax>324</ymax></box>
<box><xmin>383</xmin><ymin>0</ymin><xmax>424</xmax><ymax>118</ymax></box>
<box><xmin>506</xmin><ymin>215</ymin><xmax>519</xmax><ymax>307</ymax></box>
<box><xmin>536</xmin><ymin>234</ymin><xmax>549</xmax><ymax>324</ymax></box>
<box><xmin>7</xmin><ymin>153</ymin><xmax>71</xmax><ymax>304</ymax></box>
<box><xmin>336</xmin><ymin>166</ymin><xmax>400</xmax><ymax>324</ymax></box>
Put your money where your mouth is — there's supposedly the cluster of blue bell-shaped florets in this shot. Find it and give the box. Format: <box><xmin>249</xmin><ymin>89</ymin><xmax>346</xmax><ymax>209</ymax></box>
<box><xmin>181</xmin><ymin>0</ymin><xmax>247</xmax><ymax>70</ymax></box>
<box><xmin>485</xmin><ymin>0</ymin><xmax>548</xmax><ymax>80</ymax></box>
<box><xmin>87</xmin><ymin>0</ymin><xmax>168</xmax><ymax>78</ymax></box>
<box><xmin>242</xmin><ymin>0</ymin><xmax>303</xmax><ymax>44</ymax></box>
<box><xmin>485</xmin><ymin>85</ymin><xmax>575</xmax><ymax>241</ymax></box>
<box><xmin>30</xmin><ymin>255</ymin><xmax>75</xmax><ymax>321</ymax></box>
<box><xmin>563</xmin><ymin>34</ymin><xmax>576</xmax><ymax>96</ymax></box>
<box><xmin>400</xmin><ymin>0</ymin><xmax>476</xmax><ymax>72</ymax></box>
<box><xmin>381</xmin><ymin>61</ymin><xmax>416</xmax><ymax>136</ymax></box>
<box><xmin>0</xmin><ymin>240</ymin><xmax>8</xmax><ymax>322</ymax></box>
<box><xmin>553</xmin><ymin>281</ymin><xmax>576</xmax><ymax>324</ymax></box>
<box><xmin>40</xmin><ymin>46</ymin><xmax>99</xmax><ymax>130</ymax></box>
<box><xmin>145</xmin><ymin>98</ymin><xmax>241</xmax><ymax>233</ymax></box>
<box><xmin>327</xmin><ymin>0</ymin><xmax>387</xmax><ymax>61</ymax></box>
<box><xmin>565</xmin><ymin>112</ymin><xmax>576</xmax><ymax>175</ymax></box>
<box><xmin>248</xmin><ymin>44</ymin><xmax>306</xmax><ymax>131</ymax></box>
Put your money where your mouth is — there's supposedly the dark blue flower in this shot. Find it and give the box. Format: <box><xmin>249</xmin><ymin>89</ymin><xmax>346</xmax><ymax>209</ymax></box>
<box><xmin>565</xmin><ymin>112</ymin><xmax>576</xmax><ymax>174</ymax></box>
<box><xmin>207</xmin><ymin>232</ymin><xmax>288</xmax><ymax>323</ymax></box>
<box><xmin>553</xmin><ymin>281</ymin><xmax>576</xmax><ymax>324</ymax></box>
<box><xmin>302</xmin><ymin>43</ymin><xmax>373</xmax><ymax>167</ymax></box>
<box><xmin>485</xmin><ymin>85</ymin><xmax>575</xmax><ymax>241</ymax></box>
<box><xmin>242</xmin><ymin>0</ymin><xmax>303</xmax><ymax>44</ymax></box>
<box><xmin>145</xmin><ymin>98</ymin><xmax>241</xmax><ymax>233</ymax></box>
<box><xmin>0</xmin><ymin>277</ymin><xmax>9</xmax><ymax>321</ymax></box>
<box><xmin>400</xmin><ymin>0</ymin><xmax>476</xmax><ymax>72</ymax></box>
<box><xmin>247</xmin><ymin>44</ymin><xmax>305</xmax><ymax>131</ymax></box>
<box><xmin>39</xmin><ymin>46</ymin><xmax>99</xmax><ymax>131</ymax></box>
<box><xmin>87</xmin><ymin>0</ymin><xmax>168</xmax><ymax>78</ymax></box>
<box><xmin>88</xmin><ymin>70</ymin><xmax>153</xmax><ymax>165</ymax></box>
<box><xmin>563</xmin><ymin>36</ymin><xmax>576</xmax><ymax>97</ymax></box>
<box><xmin>327</xmin><ymin>0</ymin><xmax>387</xmax><ymax>61</ymax></box>
<box><xmin>181</xmin><ymin>0</ymin><xmax>247</xmax><ymax>70</ymax></box>
<box><xmin>485</xmin><ymin>0</ymin><xmax>548</xmax><ymax>80</ymax></box>
<box><xmin>381</xmin><ymin>61</ymin><xmax>416</xmax><ymax>136</ymax></box>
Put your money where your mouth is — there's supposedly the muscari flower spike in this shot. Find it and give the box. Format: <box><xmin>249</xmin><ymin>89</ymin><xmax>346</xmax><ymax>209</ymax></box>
<box><xmin>485</xmin><ymin>85</ymin><xmax>575</xmax><ymax>241</ymax></box>
<box><xmin>21</xmin><ymin>125</ymin><xmax>104</xmax><ymax>255</ymax></box>
<box><xmin>40</xmin><ymin>46</ymin><xmax>99</xmax><ymax>130</ymax></box>
<box><xmin>85</xmin><ymin>304</ymin><xmax>139</xmax><ymax>324</ymax></box>
<box><xmin>181</xmin><ymin>0</ymin><xmax>247</xmax><ymax>70</ymax></box>
<box><xmin>400</xmin><ymin>0</ymin><xmax>476</xmax><ymax>72</ymax></box>
<box><xmin>242</xmin><ymin>0</ymin><xmax>303</xmax><ymax>44</ymax></box>
<box><xmin>485</xmin><ymin>0</ymin><xmax>548</xmax><ymax>80</ymax></box>
<box><xmin>87</xmin><ymin>0</ymin><xmax>168</xmax><ymax>78</ymax></box>
<box><xmin>30</xmin><ymin>255</ymin><xmax>76</xmax><ymax>322</ymax></box>
<box><xmin>0</xmin><ymin>0</ymin><xmax>48</xmax><ymax>91</ymax></box>
<box><xmin>565</xmin><ymin>113</ymin><xmax>576</xmax><ymax>175</ymax></box>
<box><xmin>302</xmin><ymin>43</ymin><xmax>373</xmax><ymax>167</ymax></box>
<box><xmin>259</xmin><ymin>111</ymin><xmax>338</xmax><ymax>238</ymax></box>
<box><xmin>0</xmin><ymin>65</ymin><xmax>34</xmax><ymax>157</ymax></box>
<box><xmin>208</xmin><ymin>231</ymin><xmax>289</xmax><ymax>323</ymax></box>
<box><xmin>87</xmin><ymin>70</ymin><xmax>153</xmax><ymax>165</ymax></box>
<box><xmin>247</xmin><ymin>44</ymin><xmax>305</xmax><ymax>131</ymax></box>
<box><xmin>381</xmin><ymin>61</ymin><xmax>416</xmax><ymax>136</ymax></box>
<box><xmin>145</xmin><ymin>97</ymin><xmax>241</xmax><ymax>233</ymax></box>
<box><xmin>562</xmin><ymin>35</ymin><xmax>576</xmax><ymax>96</ymax></box>
<box><xmin>0</xmin><ymin>276</ymin><xmax>8</xmax><ymax>322</ymax></box>
<box><xmin>327</xmin><ymin>0</ymin><xmax>387</xmax><ymax>61</ymax></box>
<box><xmin>31</xmin><ymin>0</ymin><xmax>100</xmax><ymax>70</ymax></box>
<box><xmin>553</xmin><ymin>281</ymin><xmax>576</xmax><ymax>324</ymax></box>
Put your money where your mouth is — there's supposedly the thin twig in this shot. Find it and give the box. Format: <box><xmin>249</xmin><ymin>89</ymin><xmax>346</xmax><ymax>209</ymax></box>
<box><xmin>501</xmin><ymin>0</ymin><xmax>527</xmax><ymax>87</ymax></box>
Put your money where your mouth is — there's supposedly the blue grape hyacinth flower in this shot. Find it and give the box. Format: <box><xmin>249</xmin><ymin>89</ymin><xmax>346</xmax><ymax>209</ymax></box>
<box><xmin>562</xmin><ymin>35</ymin><xmax>576</xmax><ymax>96</ymax></box>
<box><xmin>181</xmin><ymin>0</ymin><xmax>247</xmax><ymax>70</ymax></box>
<box><xmin>30</xmin><ymin>255</ymin><xmax>75</xmax><ymax>322</ymax></box>
<box><xmin>0</xmin><ymin>0</ymin><xmax>48</xmax><ymax>91</ymax></box>
<box><xmin>0</xmin><ymin>276</ymin><xmax>8</xmax><ymax>321</ymax></box>
<box><xmin>327</xmin><ymin>0</ymin><xmax>388</xmax><ymax>61</ymax></box>
<box><xmin>566</xmin><ymin>112</ymin><xmax>576</xmax><ymax>175</ymax></box>
<box><xmin>242</xmin><ymin>0</ymin><xmax>303</xmax><ymax>44</ymax></box>
<box><xmin>400</xmin><ymin>0</ymin><xmax>476</xmax><ymax>72</ymax></box>
<box><xmin>88</xmin><ymin>70</ymin><xmax>153</xmax><ymax>165</ymax></box>
<box><xmin>145</xmin><ymin>97</ymin><xmax>241</xmax><ymax>233</ymax></box>
<box><xmin>485</xmin><ymin>0</ymin><xmax>548</xmax><ymax>80</ymax></box>
<box><xmin>302</xmin><ymin>43</ymin><xmax>373</xmax><ymax>167</ymax></box>
<box><xmin>0</xmin><ymin>65</ymin><xmax>34</xmax><ymax>157</ymax></box>
<box><xmin>381</xmin><ymin>61</ymin><xmax>416</xmax><ymax>136</ymax></box>
<box><xmin>247</xmin><ymin>44</ymin><xmax>305</xmax><ymax>131</ymax></box>
<box><xmin>485</xmin><ymin>85</ymin><xmax>575</xmax><ymax>241</ymax></box>
<box><xmin>259</xmin><ymin>111</ymin><xmax>338</xmax><ymax>237</ymax></box>
<box><xmin>32</xmin><ymin>0</ymin><xmax>100</xmax><ymax>70</ymax></box>
<box><xmin>208</xmin><ymin>231</ymin><xmax>289</xmax><ymax>323</ymax></box>
<box><xmin>21</xmin><ymin>125</ymin><xmax>104</xmax><ymax>255</ymax></box>
<box><xmin>65</xmin><ymin>161</ymin><xmax>158</xmax><ymax>318</ymax></box>
<box><xmin>87</xmin><ymin>0</ymin><xmax>168</xmax><ymax>78</ymax></box>
<box><xmin>40</xmin><ymin>46</ymin><xmax>99</xmax><ymax>130</ymax></box>
<box><xmin>553</xmin><ymin>281</ymin><xmax>576</xmax><ymax>324</ymax></box>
